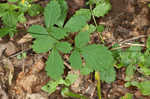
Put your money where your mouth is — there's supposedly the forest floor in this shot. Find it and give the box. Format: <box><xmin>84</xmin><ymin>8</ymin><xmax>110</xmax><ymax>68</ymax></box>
<box><xmin>1</xmin><ymin>0</ymin><xmax>150</xmax><ymax>99</ymax></box>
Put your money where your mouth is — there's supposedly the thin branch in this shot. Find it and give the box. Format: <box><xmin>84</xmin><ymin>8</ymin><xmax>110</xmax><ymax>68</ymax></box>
<box><xmin>0</xmin><ymin>48</ymin><xmax>31</xmax><ymax>63</ymax></box>
<box><xmin>119</xmin><ymin>35</ymin><xmax>147</xmax><ymax>44</ymax></box>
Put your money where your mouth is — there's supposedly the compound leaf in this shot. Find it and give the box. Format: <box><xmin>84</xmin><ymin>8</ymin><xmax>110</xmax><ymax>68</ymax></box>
<box><xmin>44</xmin><ymin>0</ymin><xmax>61</xmax><ymax>28</ymax></box>
<box><xmin>69</xmin><ymin>50</ymin><xmax>82</xmax><ymax>69</ymax></box>
<box><xmin>56</xmin><ymin>42</ymin><xmax>72</xmax><ymax>53</ymax></box>
<box><xmin>45</xmin><ymin>49</ymin><xmax>64</xmax><ymax>80</ymax></box>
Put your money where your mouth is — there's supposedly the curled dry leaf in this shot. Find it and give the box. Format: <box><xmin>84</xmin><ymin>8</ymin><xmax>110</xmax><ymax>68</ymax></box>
<box><xmin>4</xmin><ymin>41</ymin><xmax>18</xmax><ymax>56</ymax></box>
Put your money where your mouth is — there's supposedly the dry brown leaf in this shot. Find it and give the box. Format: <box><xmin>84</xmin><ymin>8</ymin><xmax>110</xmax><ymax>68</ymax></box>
<box><xmin>17</xmin><ymin>34</ymin><xmax>32</xmax><ymax>44</ymax></box>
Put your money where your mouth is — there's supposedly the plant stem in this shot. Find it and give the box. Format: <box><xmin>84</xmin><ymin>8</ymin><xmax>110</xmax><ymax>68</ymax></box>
<box><xmin>65</xmin><ymin>92</ymin><xmax>88</xmax><ymax>99</ymax></box>
<box><xmin>62</xmin><ymin>88</ymin><xmax>89</xmax><ymax>99</ymax></box>
<box><xmin>95</xmin><ymin>72</ymin><xmax>102</xmax><ymax>99</ymax></box>
<box><xmin>89</xmin><ymin>4</ymin><xmax>105</xmax><ymax>44</ymax></box>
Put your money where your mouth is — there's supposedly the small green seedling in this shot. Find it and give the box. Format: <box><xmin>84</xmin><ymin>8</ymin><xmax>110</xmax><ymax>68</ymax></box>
<box><xmin>120</xmin><ymin>93</ymin><xmax>133</xmax><ymax>99</ymax></box>
<box><xmin>28</xmin><ymin>0</ymin><xmax>115</xmax><ymax>83</ymax></box>
<box><xmin>41</xmin><ymin>74</ymin><xmax>89</xmax><ymax>99</ymax></box>
<box><xmin>17</xmin><ymin>52</ymin><xmax>27</xmax><ymax>59</ymax></box>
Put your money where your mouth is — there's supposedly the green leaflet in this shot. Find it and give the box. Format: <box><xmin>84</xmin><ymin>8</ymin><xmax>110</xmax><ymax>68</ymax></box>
<box><xmin>97</xmin><ymin>25</ymin><xmax>105</xmax><ymax>32</ymax></box>
<box><xmin>69</xmin><ymin>50</ymin><xmax>82</xmax><ymax>69</ymax></box>
<box><xmin>64</xmin><ymin>9</ymin><xmax>91</xmax><ymax>33</ymax></box>
<box><xmin>28</xmin><ymin>25</ymin><xmax>48</xmax><ymax>38</ymax></box>
<box><xmin>2</xmin><ymin>11</ymin><xmax>18</xmax><ymax>27</ymax></box>
<box><xmin>74</xmin><ymin>9</ymin><xmax>91</xmax><ymax>21</ymax></box>
<box><xmin>50</xmin><ymin>27</ymin><xmax>67</xmax><ymax>40</ymax></box>
<box><xmin>42</xmin><ymin>74</ymin><xmax>78</xmax><ymax>94</ymax></box>
<box><xmin>45</xmin><ymin>49</ymin><xmax>64</xmax><ymax>80</ymax></box>
<box><xmin>18</xmin><ymin>13</ymin><xmax>26</xmax><ymax>23</ymax></box>
<box><xmin>0</xmin><ymin>27</ymin><xmax>16</xmax><ymax>37</ymax></box>
<box><xmin>80</xmin><ymin>44</ymin><xmax>115</xmax><ymax>83</ymax></box>
<box><xmin>64</xmin><ymin>15</ymin><xmax>88</xmax><ymax>33</ymax></box>
<box><xmin>41</xmin><ymin>78</ymin><xmax>64</xmax><ymax>94</ymax></box>
<box><xmin>100</xmin><ymin>66</ymin><xmax>116</xmax><ymax>83</ymax></box>
<box><xmin>44</xmin><ymin>0</ymin><xmax>61</xmax><ymax>28</ymax></box>
<box><xmin>56</xmin><ymin>42</ymin><xmax>72</xmax><ymax>53</ymax></box>
<box><xmin>80</xmin><ymin>66</ymin><xmax>93</xmax><ymax>75</ymax></box>
<box><xmin>93</xmin><ymin>1</ymin><xmax>111</xmax><ymax>17</ymax></box>
<box><xmin>140</xmin><ymin>67</ymin><xmax>150</xmax><ymax>76</ymax></box>
<box><xmin>137</xmin><ymin>81</ymin><xmax>150</xmax><ymax>96</ymax></box>
<box><xmin>32</xmin><ymin>36</ymin><xmax>57</xmax><ymax>53</ymax></box>
<box><xmin>74</xmin><ymin>24</ymin><xmax>96</xmax><ymax>48</ymax></box>
<box><xmin>81</xmin><ymin>44</ymin><xmax>114</xmax><ymax>71</ymax></box>
<box><xmin>28</xmin><ymin>25</ymin><xmax>60</xmax><ymax>53</ymax></box>
<box><xmin>125</xmin><ymin>64</ymin><xmax>136</xmax><ymax>81</ymax></box>
<box><xmin>56</xmin><ymin>0</ymin><xmax>68</xmax><ymax>27</ymax></box>
<box><xmin>119</xmin><ymin>46</ymin><xmax>142</xmax><ymax>66</ymax></box>
<box><xmin>88</xmin><ymin>24</ymin><xmax>96</xmax><ymax>33</ymax></box>
<box><xmin>75</xmin><ymin>31</ymin><xmax>90</xmax><ymax>48</ymax></box>
<box><xmin>65</xmin><ymin>74</ymin><xmax>78</xmax><ymax>86</ymax></box>
<box><xmin>0</xmin><ymin>27</ymin><xmax>14</xmax><ymax>37</ymax></box>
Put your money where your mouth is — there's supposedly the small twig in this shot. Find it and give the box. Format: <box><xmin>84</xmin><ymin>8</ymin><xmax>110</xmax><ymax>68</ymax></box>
<box><xmin>119</xmin><ymin>35</ymin><xmax>147</xmax><ymax>44</ymax></box>
<box><xmin>89</xmin><ymin>4</ymin><xmax>105</xmax><ymax>44</ymax></box>
<box><xmin>111</xmin><ymin>43</ymin><xmax>145</xmax><ymax>50</ymax></box>
<box><xmin>0</xmin><ymin>48</ymin><xmax>31</xmax><ymax>63</ymax></box>
<box><xmin>64</xmin><ymin>61</ymin><xmax>72</xmax><ymax>69</ymax></box>
<box><xmin>21</xmin><ymin>44</ymin><xmax>25</xmax><ymax>72</ymax></box>
<box><xmin>124</xmin><ymin>43</ymin><xmax>145</xmax><ymax>47</ymax></box>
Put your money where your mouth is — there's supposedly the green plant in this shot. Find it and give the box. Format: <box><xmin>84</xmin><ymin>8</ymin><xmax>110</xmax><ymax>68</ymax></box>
<box><xmin>120</xmin><ymin>93</ymin><xmax>133</xmax><ymax>99</ymax></box>
<box><xmin>0</xmin><ymin>0</ymin><xmax>43</xmax><ymax>37</ymax></box>
<box><xmin>17</xmin><ymin>52</ymin><xmax>27</xmax><ymax>59</ymax></box>
<box><xmin>28</xmin><ymin>0</ymin><xmax>115</xmax><ymax>83</ymax></box>
<box><xmin>42</xmin><ymin>74</ymin><xmax>88</xmax><ymax>99</ymax></box>
<box><xmin>42</xmin><ymin>74</ymin><xmax>78</xmax><ymax>94</ymax></box>
<box><xmin>112</xmin><ymin>36</ymin><xmax>150</xmax><ymax>96</ymax></box>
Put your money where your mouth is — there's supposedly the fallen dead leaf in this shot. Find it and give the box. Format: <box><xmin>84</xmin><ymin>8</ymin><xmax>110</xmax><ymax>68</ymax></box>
<box><xmin>29</xmin><ymin>59</ymin><xmax>45</xmax><ymax>74</ymax></box>
<box><xmin>17</xmin><ymin>34</ymin><xmax>32</xmax><ymax>44</ymax></box>
<box><xmin>15</xmin><ymin>59</ymin><xmax>45</xmax><ymax>94</ymax></box>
